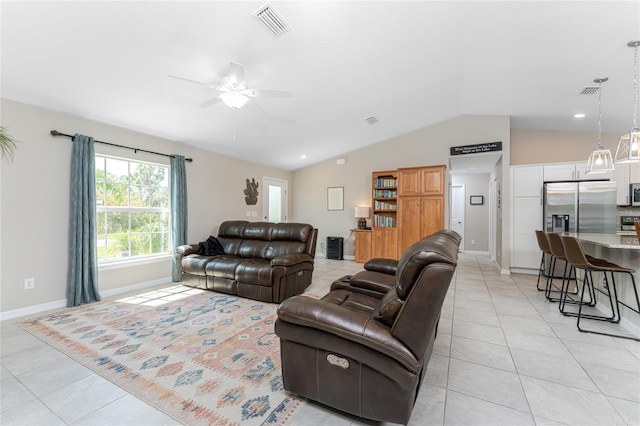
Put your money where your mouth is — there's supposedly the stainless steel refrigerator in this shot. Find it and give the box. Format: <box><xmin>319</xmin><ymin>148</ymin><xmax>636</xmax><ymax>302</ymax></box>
<box><xmin>543</xmin><ymin>180</ymin><xmax>617</xmax><ymax>234</ymax></box>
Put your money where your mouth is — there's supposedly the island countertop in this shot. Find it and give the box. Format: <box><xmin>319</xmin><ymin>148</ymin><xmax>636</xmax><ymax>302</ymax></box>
<box><xmin>567</xmin><ymin>232</ymin><xmax>640</xmax><ymax>250</ymax></box>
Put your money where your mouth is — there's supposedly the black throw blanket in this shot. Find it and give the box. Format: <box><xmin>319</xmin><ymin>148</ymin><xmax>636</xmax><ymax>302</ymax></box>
<box><xmin>198</xmin><ymin>236</ymin><xmax>226</xmax><ymax>256</ymax></box>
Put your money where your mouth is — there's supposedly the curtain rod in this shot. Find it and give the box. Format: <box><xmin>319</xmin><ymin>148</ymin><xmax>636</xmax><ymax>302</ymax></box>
<box><xmin>50</xmin><ymin>130</ymin><xmax>193</xmax><ymax>162</ymax></box>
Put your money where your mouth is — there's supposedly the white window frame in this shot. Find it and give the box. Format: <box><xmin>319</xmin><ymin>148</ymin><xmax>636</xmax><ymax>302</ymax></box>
<box><xmin>95</xmin><ymin>154</ymin><xmax>171</xmax><ymax>265</ymax></box>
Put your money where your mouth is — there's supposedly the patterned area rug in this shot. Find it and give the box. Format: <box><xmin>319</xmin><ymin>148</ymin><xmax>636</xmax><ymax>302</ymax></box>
<box><xmin>17</xmin><ymin>285</ymin><xmax>306</xmax><ymax>425</ymax></box>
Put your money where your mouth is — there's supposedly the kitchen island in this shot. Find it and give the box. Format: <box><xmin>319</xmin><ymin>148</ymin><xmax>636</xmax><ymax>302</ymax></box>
<box><xmin>568</xmin><ymin>232</ymin><xmax>640</xmax><ymax>337</ymax></box>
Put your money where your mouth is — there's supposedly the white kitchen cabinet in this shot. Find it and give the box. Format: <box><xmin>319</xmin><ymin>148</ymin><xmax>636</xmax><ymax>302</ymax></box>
<box><xmin>614</xmin><ymin>163</ymin><xmax>640</xmax><ymax>205</ymax></box>
<box><xmin>630</xmin><ymin>163</ymin><xmax>640</xmax><ymax>182</ymax></box>
<box><xmin>511</xmin><ymin>166</ymin><xmax>544</xmax><ymax>271</ymax></box>
<box><xmin>511</xmin><ymin>196</ymin><xmax>543</xmax><ymax>270</ymax></box>
<box><xmin>512</xmin><ymin>166</ymin><xmax>543</xmax><ymax>197</ymax></box>
<box><xmin>543</xmin><ymin>162</ymin><xmax>614</xmax><ymax>182</ymax></box>
<box><xmin>615</xmin><ymin>163</ymin><xmax>630</xmax><ymax>205</ymax></box>
<box><xmin>543</xmin><ymin>164</ymin><xmax>575</xmax><ymax>182</ymax></box>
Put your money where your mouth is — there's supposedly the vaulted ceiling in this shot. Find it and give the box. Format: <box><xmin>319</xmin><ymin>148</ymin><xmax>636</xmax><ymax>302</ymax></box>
<box><xmin>2</xmin><ymin>1</ymin><xmax>639</xmax><ymax>170</ymax></box>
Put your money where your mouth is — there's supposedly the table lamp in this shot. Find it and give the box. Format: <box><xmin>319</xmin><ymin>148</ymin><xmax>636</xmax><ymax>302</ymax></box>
<box><xmin>355</xmin><ymin>206</ymin><xmax>370</xmax><ymax>229</ymax></box>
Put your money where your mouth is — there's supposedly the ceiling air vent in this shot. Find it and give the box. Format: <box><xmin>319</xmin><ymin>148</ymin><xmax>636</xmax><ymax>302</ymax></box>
<box><xmin>365</xmin><ymin>115</ymin><xmax>379</xmax><ymax>125</ymax></box>
<box><xmin>579</xmin><ymin>86</ymin><xmax>600</xmax><ymax>95</ymax></box>
<box><xmin>253</xmin><ymin>3</ymin><xmax>291</xmax><ymax>38</ymax></box>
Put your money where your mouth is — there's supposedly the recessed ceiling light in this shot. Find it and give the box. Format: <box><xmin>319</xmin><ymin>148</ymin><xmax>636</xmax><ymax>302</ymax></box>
<box><xmin>574</xmin><ymin>113</ymin><xmax>586</xmax><ymax>118</ymax></box>
<box><xmin>300</xmin><ymin>155</ymin><xmax>307</xmax><ymax>159</ymax></box>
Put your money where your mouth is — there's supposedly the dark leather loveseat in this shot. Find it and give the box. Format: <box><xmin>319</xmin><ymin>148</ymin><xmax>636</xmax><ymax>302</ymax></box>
<box><xmin>274</xmin><ymin>229</ymin><xmax>460</xmax><ymax>424</ymax></box>
<box><xmin>176</xmin><ymin>221</ymin><xmax>317</xmax><ymax>303</ymax></box>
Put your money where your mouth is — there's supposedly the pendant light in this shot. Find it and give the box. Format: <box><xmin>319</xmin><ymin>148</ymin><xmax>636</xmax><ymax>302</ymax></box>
<box><xmin>586</xmin><ymin>77</ymin><xmax>615</xmax><ymax>174</ymax></box>
<box><xmin>615</xmin><ymin>40</ymin><xmax>640</xmax><ymax>163</ymax></box>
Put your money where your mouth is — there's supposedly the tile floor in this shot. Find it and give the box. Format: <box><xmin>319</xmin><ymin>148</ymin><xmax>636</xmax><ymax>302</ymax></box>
<box><xmin>1</xmin><ymin>253</ymin><xmax>639</xmax><ymax>425</ymax></box>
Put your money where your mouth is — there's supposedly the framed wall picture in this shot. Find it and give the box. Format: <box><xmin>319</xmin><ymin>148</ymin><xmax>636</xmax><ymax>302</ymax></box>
<box><xmin>470</xmin><ymin>195</ymin><xmax>484</xmax><ymax>205</ymax></box>
<box><xmin>327</xmin><ymin>187</ymin><xmax>344</xmax><ymax>211</ymax></box>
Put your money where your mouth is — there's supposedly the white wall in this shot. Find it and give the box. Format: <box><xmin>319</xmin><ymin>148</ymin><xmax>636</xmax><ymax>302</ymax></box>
<box><xmin>451</xmin><ymin>173</ymin><xmax>490</xmax><ymax>251</ymax></box>
<box><xmin>0</xmin><ymin>99</ymin><xmax>290</xmax><ymax>314</ymax></box>
<box><xmin>291</xmin><ymin>115</ymin><xmax>511</xmax><ymax>268</ymax></box>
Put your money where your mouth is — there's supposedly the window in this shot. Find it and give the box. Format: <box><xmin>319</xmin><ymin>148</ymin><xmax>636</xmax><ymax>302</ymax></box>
<box><xmin>95</xmin><ymin>155</ymin><xmax>170</xmax><ymax>263</ymax></box>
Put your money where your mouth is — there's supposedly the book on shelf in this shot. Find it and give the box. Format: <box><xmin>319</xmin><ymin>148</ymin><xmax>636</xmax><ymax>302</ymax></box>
<box><xmin>374</xmin><ymin>200</ymin><xmax>397</xmax><ymax>211</ymax></box>
<box><xmin>373</xmin><ymin>214</ymin><xmax>396</xmax><ymax>228</ymax></box>
<box><xmin>373</xmin><ymin>178</ymin><xmax>397</xmax><ymax>188</ymax></box>
<box><xmin>373</xmin><ymin>189</ymin><xmax>398</xmax><ymax>199</ymax></box>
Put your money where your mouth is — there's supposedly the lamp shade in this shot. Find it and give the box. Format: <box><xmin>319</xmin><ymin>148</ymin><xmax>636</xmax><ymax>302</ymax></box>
<box><xmin>586</xmin><ymin>148</ymin><xmax>615</xmax><ymax>174</ymax></box>
<box><xmin>615</xmin><ymin>41</ymin><xmax>640</xmax><ymax>163</ymax></box>
<box><xmin>585</xmin><ymin>77</ymin><xmax>615</xmax><ymax>174</ymax></box>
<box><xmin>220</xmin><ymin>91</ymin><xmax>249</xmax><ymax>109</ymax></box>
<box><xmin>354</xmin><ymin>206</ymin><xmax>370</xmax><ymax>218</ymax></box>
<box><xmin>615</xmin><ymin>129</ymin><xmax>640</xmax><ymax>163</ymax></box>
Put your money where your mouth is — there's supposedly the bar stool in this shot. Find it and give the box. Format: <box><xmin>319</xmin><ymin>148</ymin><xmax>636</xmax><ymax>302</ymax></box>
<box><xmin>534</xmin><ymin>230</ymin><xmax>554</xmax><ymax>292</ymax></box>
<box><xmin>545</xmin><ymin>232</ymin><xmax>583</xmax><ymax>303</ymax></box>
<box><xmin>561</xmin><ymin>235</ymin><xmax>640</xmax><ymax>342</ymax></box>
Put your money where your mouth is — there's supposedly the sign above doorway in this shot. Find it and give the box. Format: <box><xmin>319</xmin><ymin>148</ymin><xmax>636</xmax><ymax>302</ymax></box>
<box><xmin>450</xmin><ymin>141</ymin><xmax>502</xmax><ymax>156</ymax></box>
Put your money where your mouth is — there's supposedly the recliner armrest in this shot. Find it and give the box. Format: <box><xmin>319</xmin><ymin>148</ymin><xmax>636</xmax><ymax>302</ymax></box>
<box><xmin>364</xmin><ymin>258</ymin><xmax>399</xmax><ymax>275</ymax></box>
<box><xmin>176</xmin><ymin>244</ymin><xmax>199</xmax><ymax>256</ymax></box>
<box><xmin>276</xmin><ymin>295</ymin><xmax>419</xmax><ymax>371</ymax></box>
<box><xmin>270</xmin><ymin>253</ymin><xmax>314</xmax><ymax>267</ymax></box>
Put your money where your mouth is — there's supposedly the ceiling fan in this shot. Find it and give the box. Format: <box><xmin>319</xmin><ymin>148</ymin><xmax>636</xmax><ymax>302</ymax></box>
<box><xmin>169</xmin><ymin>61</ymin><xmax>292</xmax><ymax>109</ymax></box>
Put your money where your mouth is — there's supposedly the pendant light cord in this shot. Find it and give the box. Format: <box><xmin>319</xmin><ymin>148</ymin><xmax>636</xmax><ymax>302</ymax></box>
<box><xmin>633</xmin><ymin>43</ymin><xmax>639</xmax><ymax>131</ymax></box>
<box><xmin>597</xmin><ymin>79</ymin><xmax>603</xmax><ymax>148</ymax></box>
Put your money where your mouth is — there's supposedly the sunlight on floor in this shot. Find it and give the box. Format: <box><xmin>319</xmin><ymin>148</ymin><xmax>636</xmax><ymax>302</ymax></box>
<box><xmin>116</xmin><ymin>285</ymin><xmax>205</xmax><ymax>306</ymax></box>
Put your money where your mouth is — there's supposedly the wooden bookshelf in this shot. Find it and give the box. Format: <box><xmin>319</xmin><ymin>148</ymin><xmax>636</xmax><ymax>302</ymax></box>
<box><xmin>371</xmin><ymin>170</ymin><xmax>398</xmax><ymax>259</ymax></box>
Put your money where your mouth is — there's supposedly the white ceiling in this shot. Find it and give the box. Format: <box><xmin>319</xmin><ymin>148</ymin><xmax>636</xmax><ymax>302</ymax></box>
<box><xmin>2</xmin><ymin>1</ymin><xmax>639</xmax><ymax>171</ymax></box>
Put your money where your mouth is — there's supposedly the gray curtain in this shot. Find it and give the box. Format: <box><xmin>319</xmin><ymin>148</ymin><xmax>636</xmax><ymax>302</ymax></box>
<box><xmin>170</xmin><ymin>155</ymin><xmax>188</xmax><ymax>281</ymax></box>
<box><xmin>68</xmin><ymin>134</ymin><xmax>101</xmax><ymax>307</ymax></box>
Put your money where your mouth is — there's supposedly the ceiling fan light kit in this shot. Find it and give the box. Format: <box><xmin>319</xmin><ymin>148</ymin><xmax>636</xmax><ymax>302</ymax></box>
<box><xmin>586</xmin><ymin>77</ymin><xmax>615</xmax><ymax>174</ymax></box>
<box><xmin>220</xmin><ymin>91</ymin><xmax>249</xmax><ymax>109</ymax></box>
<box><xmin>615</xmin><ymin>40</ymin><xmax>640</xmax><ymax>163</ymax></box>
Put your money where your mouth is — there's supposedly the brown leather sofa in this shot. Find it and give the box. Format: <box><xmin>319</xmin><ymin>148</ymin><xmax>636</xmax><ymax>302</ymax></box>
<box><xmin>176</xmin><ymin>221</ymin><xmax>317</xmax><ymax>303</ymax></box>
<box><xmin>274</xmin><ymin>229</ymin><xmax>460</xmax><ymax>424</ymax></box>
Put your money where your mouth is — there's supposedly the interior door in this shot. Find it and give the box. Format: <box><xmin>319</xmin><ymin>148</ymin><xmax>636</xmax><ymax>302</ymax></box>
<box><xmin>262</xmin><ymin>177</ymin><xmax>288</xmax><ymax>222</ymax></box>
<box><xmin>450</xmin><ymin>184</ymin><xmax>465</xmax><ymax>250</ymax></box>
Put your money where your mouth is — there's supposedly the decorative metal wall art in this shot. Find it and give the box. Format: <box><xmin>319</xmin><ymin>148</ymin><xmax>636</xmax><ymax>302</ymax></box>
<box><xmin>244</xmin><ymin>178</ymin><xmax>259</xmax><ymax>205</ymax></box>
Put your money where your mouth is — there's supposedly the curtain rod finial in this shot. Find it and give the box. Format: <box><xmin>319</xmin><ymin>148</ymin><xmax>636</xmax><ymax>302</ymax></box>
<box><xmin>50</xmin><ymin>130</ymin><xmax>61</xmax><ymax>136</ymax></box>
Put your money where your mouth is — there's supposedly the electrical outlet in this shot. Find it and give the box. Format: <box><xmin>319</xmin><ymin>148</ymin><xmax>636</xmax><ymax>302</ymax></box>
<box><xmin>246</xmin><ymin>211</ymin><xmax>251</xmax><ymax>217</ymax></box>
<box><xmin>24</xmin><ymin>277</ymin><xmax>35</xmax><ymax>290</ymax></box>
<box><xmin>471</xmin><ymin>240</ymin><xmax>475</xmax><ymax>245</ymax></box>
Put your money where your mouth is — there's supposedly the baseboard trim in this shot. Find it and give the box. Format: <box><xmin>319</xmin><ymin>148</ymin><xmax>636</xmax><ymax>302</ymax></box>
<box><xmin>318</xmin><ymin>252</ymin><xmax>354</xmax><ymax>261</ymax></box>
<box><xmin>0</xmin><ymin>299</ymin><xmax>67</xmax><ymax>322</ymax></box>
<box><xmin>462</xmin><ymin>250</ymin><xmax>490</xmax><ymax>255</ymax></box>
<box><xmin>510</xmin><ymin>267</ymin><xmax>538</xmax><ymax>275</ymax></box>
<box><xmin>0</xmin><ymin>277</ymin><xmax>172</xmax><ymax>322</ymax></box>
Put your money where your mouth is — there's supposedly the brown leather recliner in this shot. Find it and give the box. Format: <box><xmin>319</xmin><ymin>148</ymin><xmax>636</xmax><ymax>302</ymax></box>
<box><xmin>274</xmin><ymin>229</ymin><xmax>460</xmax><ymax>424</ymax></box>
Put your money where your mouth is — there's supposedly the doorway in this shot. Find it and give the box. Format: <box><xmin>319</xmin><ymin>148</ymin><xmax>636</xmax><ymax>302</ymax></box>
<box><xmin>262</xmin><ymin>177</ymin><xmax>288</xmax><ymax>222</ymax></box>
<box><xmin>450</xmin><ymin>184</ymin><xmax>465</xmax><ymax>250</ymax></box>
<box><xmin>489</xmin><ymin>178</ymin><xmax>497</xmax><ymax>261</ymax></box>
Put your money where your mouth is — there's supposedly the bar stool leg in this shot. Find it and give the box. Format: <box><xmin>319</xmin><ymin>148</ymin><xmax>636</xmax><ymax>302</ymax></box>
<box><xmin>609</xmin><ymin>272</ymin><xmax>621</xmax><ymax>323</ymax></box>
<box><xmin>537</xmin><ymin>252</ymin><xmax>550</xmax><ymax>291</ymax></box>
<box><xmin>559</xmin><ymin>264</ymin><xmax>576</xmax><ymax>314</ymax></box>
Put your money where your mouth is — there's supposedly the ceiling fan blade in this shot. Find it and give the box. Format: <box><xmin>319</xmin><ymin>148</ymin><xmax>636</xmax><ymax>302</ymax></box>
<box><xmin>226</xmin><ymin>62</ymin><xmax>246</xmax><ymax>89</ymax></box>
<box><xmin>199</xmin><ymin>97</ymin><xmax>223</xmax><ymax>108</ymax></box>
<box><xmin>242</xmin><ymin>88</ymin><xmax>293</xmax><ymax>98</ymax></box>
<box><xmin>168</xmin><ymin>74</ymin><xmax>223</xmax><ymax>91</ymax></box>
